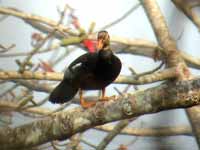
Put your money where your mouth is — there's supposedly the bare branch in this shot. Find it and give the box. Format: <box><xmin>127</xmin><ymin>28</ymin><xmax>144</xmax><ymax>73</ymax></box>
<box><xmin>100</xmin><ymin>2</ymin><xmax>141</xmax><ymax>30</ymax></box>
<box><xmin>172</xmin><ymin>0</ymin><xmax>200</xmax><ymax>31</ymax></box>
<box><xmin>0</xmin><ymin>43</ymin><xmax>60</xmax><ymax>57</ymax></box>
<box><xmin>95</xmin><ymin>124</ymin><xmax>192</xmax><ymax>136</ymax></box>
<box><xmin>0</xmin><ymin>101</ymin><xmax>50</xmax><ymax>115</ymax></box>
<box><xmin>141</xmin><ymin>0</ymin><xmax>186</xmax><ymax>69</ymax></box>
<box><xmin>96</xmin><ymin>119</ymin><xmax>135</xmax><ymax>150</ymax></box>
<box><xmin>0</xmin><ymin>68</ymin><xmax>177</xmax><ymax>85</ymax></box>
<box><xmin>0</xmin><ymin>100</ymin><xmax>193</xmax><ymax>137</ymax></box>
<box><xmin>0</xmin><ymin>7</ymin><xmax>75</xmax><ymax>36</ymax></box>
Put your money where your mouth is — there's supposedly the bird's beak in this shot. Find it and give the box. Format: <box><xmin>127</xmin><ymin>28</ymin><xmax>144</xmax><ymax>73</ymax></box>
<box><xmin>97</xmin><ymin>39</ymin><xmax>103</xmax><ymax>50</ymax></box>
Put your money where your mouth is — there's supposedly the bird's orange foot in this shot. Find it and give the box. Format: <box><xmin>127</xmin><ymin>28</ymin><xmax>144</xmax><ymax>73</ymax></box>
<box><xmin>80</xmin><ymin>99</ymin><xmax>96</xmax><ymax>109</ymax></box>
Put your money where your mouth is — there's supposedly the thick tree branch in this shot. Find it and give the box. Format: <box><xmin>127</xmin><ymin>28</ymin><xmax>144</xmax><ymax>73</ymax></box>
<box><xmin>0</xmin><ymin>78</ymin><xmax>200</xmax><ymax>149</ymax></box>
<box><xmin>0</xmin><ymin>101</ymin><xmax>193</xmax><ymax>137</ymax></box>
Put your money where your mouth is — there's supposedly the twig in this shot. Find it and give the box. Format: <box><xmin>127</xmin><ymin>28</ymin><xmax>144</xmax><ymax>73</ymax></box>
<box><xmin>0</xmin><ymin>83</ymin><xmax>19</xmax><ymax>98</ymax></box>
<box><xmin>81</xmin><ymin>138</ymin><xmax>97</xmax><ymax>149</ymax></box>
<box><xmin>13</xmin><ymin>80</ymin><xmax>52</xmax><ymax>93</ymax></box>
<box><xmin>43</xmin><ymin>101</ymin><xmax>72</xmax><ymax>117</ymax></box>
<box><xmin>96</xmin><ymin>119</ymin><xmax>135</xmax><ymax>150</ymax></box>
<box><xmin>0</xmin><ymin>7</ymin><xmax>75</xmax><ymax>36</ymax></box>
<box><xmin>16</xmin><ymin>95</ymin><xmax>33</xmax><ymax>109</ymax></box>
<box><xmin>68</xmin><ymin>134</ymin><xmax>83</xmax><ymax>150</ymax></box>
<box><xmin>0</xmin><ymin>101</ymin><xmax>51</xmax><ymax>115</ymax></box>
<box><xmin>51</xmin><ymin>141</ymin><xmax>61</xmax><ymax>150</ymax></box>
<box><xmin>0</xmin><ymin>44</ymin><xmax>15</xmax><ymax>53</ymax></box>
<box><xmin>132</xmin><ymin>61</ymin><xmax>164</xmax><ymax>79</ymax></box>
<box><xmin>17</xmin><ymin>5</ymin><xmax>68</xmax><ymax>73</ymax></box>
<box><xmin>24</xmin><ymin>97</ymin><xmax>49</xmax><ymax>109</ymax></box>
<box><xmin>95</xmin><ymin>124</ymin><xmax>192</xmax><ymax>136</ymax></box>
<box><xmin>0</xmin><ymin>43</ymin><xmax>60</xmax><ymax>57</ymax></box>
<box><xmin>100</xmin><ymin>2</ymin><xmax>141</xmax><ymax>30</ymax></box>
<box><xmin>18</xmin><ymin>32</ymin><xmax>56</xmax><ymax>72</ymax></box>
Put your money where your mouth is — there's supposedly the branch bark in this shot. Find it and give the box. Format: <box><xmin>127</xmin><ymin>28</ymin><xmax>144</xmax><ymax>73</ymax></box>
<box><xmin>0</xmin><ymin>101</ymin><xmax>193</xmax><ymax>136</ymax></box>
<box><xmin>0</xmin><ymin>78</ymin><xmax>200</xmax><ymax>149</ymax></box>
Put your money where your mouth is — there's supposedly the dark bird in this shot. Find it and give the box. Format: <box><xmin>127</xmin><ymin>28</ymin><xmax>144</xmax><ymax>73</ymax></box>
<box><xmin>49</xmin><ymin>31</ymin><xmax>121</xmax><ymax>108</ymax></box>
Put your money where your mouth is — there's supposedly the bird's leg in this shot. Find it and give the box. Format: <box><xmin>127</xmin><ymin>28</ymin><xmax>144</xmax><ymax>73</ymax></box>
<box><xmin>79</xmin><ymin>89</ymin><xmax>96</xmax><ymax>108</ymax></box>
<box><xmin>100</xmin><ymin>88</ymin><xmax>110</xmax><ymax>101</ymax></box>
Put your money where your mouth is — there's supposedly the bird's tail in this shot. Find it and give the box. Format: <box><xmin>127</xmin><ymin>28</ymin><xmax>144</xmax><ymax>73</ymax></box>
<box><xmin>49</xmin><ymin>80</ymin><xmax>78</xmax><ymax>103</ymax></box>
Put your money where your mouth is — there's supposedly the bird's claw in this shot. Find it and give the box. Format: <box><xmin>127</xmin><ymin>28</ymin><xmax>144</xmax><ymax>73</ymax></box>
<box><xmin>80</xmin><ymin>99</ymin><xmax>96</xmax><ymax>109</ymax></box>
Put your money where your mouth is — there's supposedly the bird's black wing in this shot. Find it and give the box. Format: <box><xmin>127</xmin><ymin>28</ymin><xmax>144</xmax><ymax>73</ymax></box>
<box><xmin>64</xmin><ymin>52</ymin><xmax>98</xmax><ymax>80</ymax></box>
<box><xmin>68</xmin><ymin>52</ymin><xmax>98</xmax><ymax>72</ymax></box>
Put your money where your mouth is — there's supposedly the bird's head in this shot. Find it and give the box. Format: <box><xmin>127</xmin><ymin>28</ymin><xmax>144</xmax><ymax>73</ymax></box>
<box><xmin>97</xmin><ymin>30</ymin><xmax>110</xmax><ymax>51</ymax></box>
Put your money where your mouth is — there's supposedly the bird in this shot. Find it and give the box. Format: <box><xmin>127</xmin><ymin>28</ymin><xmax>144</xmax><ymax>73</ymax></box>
<box><xmin>49</xmin><ymin>31</ymin><xmax>121</xmax><ymax>108</ymax></box>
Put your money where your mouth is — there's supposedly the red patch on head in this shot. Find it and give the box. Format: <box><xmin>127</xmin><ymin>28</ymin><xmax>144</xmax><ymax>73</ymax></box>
<box><xmin>83</xmin><ymin>39</ymin><xmax>97</xmax><ymax>53</ymax></box>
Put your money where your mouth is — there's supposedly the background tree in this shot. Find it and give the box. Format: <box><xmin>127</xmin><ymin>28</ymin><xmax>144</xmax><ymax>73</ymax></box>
<box><xmin>0</xmin><ymin>0</ymin><xmax>200</xmax><ymax>149</ymax></box>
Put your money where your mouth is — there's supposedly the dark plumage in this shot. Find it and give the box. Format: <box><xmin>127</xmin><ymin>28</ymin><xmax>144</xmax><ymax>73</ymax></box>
<box><xmin>49</xmin><ymin>31</ymin><xmax>121</xmax><ymax>108</ymax></box>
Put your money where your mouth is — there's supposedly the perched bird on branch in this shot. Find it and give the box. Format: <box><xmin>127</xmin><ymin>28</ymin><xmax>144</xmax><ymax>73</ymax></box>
<box><xmin>49</xmin><ymin>31</ymin><xmax>121</xmax><ymax>108</ymax></box>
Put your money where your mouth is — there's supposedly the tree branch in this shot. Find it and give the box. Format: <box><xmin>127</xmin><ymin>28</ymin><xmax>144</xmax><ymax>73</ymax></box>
<box><xmin>0</xmin><ymin>101</ymin><xmax>193</xmax><ymax>137</ymax></box>
<box><xmin>96</xmin><ymin>119</ymin><xmax>134</xmax><ymax>150</ymax></box>
<box><xmin>0</xmin><ymin>101</ymin><xmax>50</xmax><ymax>115</ymax></box>
<box><xmin>0</xmin><ymin>7</ymin><xmax>76</xmax><ymax>36</ymax></box>
<box><xmin>172</xmin><ymin>0</ymin><xmax>200</xmax><ymax>31</ymax></box>
<box><xmin>141</xmin><ymin>0</ymin><xmax>186</xmax><ymax>70</ymax></box>
<box><xmin>0</xmin><ymin>68</ymin><xmax>177</xmax><ymax>85</ymax></box>
<box><xmin>0</xmin><ymin>78</ymin><xmax>200</xmax><ymax>149</ymax></box>
<box><xmin>95</xmin><ymin>124</ymin><xmax>192</xmax><ymax>136</ymax></box>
